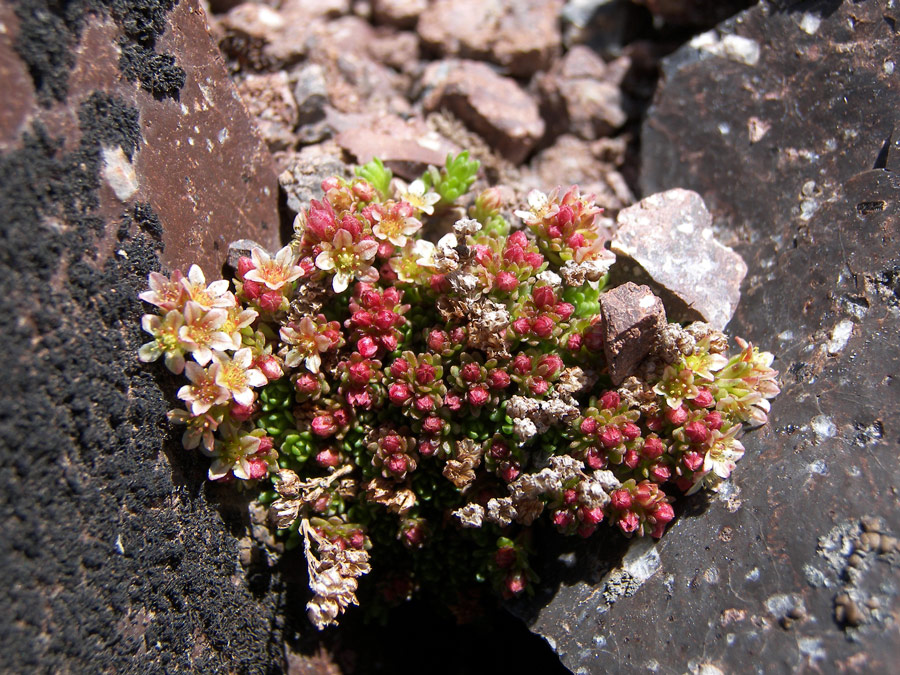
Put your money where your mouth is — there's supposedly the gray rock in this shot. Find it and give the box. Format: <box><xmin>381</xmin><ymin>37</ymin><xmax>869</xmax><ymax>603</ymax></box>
<box><xmin>225</xmin><ymin>239</ymin><xmax>268</xmax><ymax>273</ymax></box>
<box><xmin>610</xmin><ymin>189</ymin><xmax>747</xmax><ymax>330</ymax></box>
<box><xmin>423</xmin><ymin>60</ymin><xmax>544</xmax><ymax>164</ymax></box>
<box><xmin>293</xmin><ymin>63</ymin><xmax>330</xmax><ymax>124</ymax></box>
<box><xmin>599</xmin><ymin>282</ymin><xmax>667</xmax><ymax>384</ymax></box>
<box><xmin>277</xmin><ymin>142</ymin><xmax>352</xmax><ymax>215</ymax></box>
<box><xmin>236</xmin><ymin>71</ymin><xmax>298</xmax><ymax>152</ymax></box>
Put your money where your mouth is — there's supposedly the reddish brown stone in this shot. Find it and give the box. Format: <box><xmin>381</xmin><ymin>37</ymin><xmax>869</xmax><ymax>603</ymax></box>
<box><xmin>235</xmin><ymin>71</ymin><xmax>298</xmax><ymax>151</ymax></box>
<box><xmin>611</xmin><ymin>189</ymin><xmax>747</xmax><ymax>330</ymax></box>
<box><xmin>423</xmin><ymin>60</ymin><xmax>544</xmax><ymax>164</ymax></box>
<box><xmin>372</xmin><ymin>0</ymin><xmax>428</xmax><ymax>28</ymax></box>
<box><xmin>599</xmin><ymin>282</ymin><xmax>667</xmax><ymax>384</ymax></box>
<box><xmin>0</xmin><ymin>6</ymin><xmax>35</xmax><ymax>151</ymax></box>
<box><xmin>418</xmin><ymin>0</ymin><xmax>564</xmax><ymax>77</ymax></box>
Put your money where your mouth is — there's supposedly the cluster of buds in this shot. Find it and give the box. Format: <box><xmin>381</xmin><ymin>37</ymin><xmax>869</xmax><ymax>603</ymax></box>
<box><xmin>141</xmin><ymin>152</ymin><xmax>779</xmax><ymax>627</ymax></box>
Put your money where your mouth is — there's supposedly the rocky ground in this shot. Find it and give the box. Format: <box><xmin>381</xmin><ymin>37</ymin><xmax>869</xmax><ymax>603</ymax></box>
<box><xmin>1</xmin><ymin>0</ymin><xmax>897</xmax><ymax>673</ymax></box>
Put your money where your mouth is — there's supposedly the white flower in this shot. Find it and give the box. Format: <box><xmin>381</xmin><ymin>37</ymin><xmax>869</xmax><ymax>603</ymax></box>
<box><xmin>177</xmin><ymin>301</ymin><xmax>233</xmax><ymax>366</ymax></box>
<box><xmin>176</xmin><ymin>362</ymin><xmax>230</xmax><ymax>415</ymax></box>
<box><xmin>139</xmin><ymin>310</ymin><xmax>186</xmax><ymax>374</ymax></box>
<box><xmin>180</xmin><ymin>265</ymin><xmax>235</xmax><ymax>310</ymax></box>
<box><xmin>244</xmin><ymin>245</ymin><xmax>304</xmax><ymax>291</ymax></box>
<box><xmin>213</xmin><ymin>347</ymin><xmax>268</xmax><ymax>406</ymax></box>
<box><xmin>315</xmin><ymin>229</ymin><xmax>379</xmax><ymax>293</ymax></box>
<box><xmin>208</xmin><ymin>425</ymin><xmax>262</xmax><ymax>481</ymax></box>
<box><xmin>280</xmin><ymin>317</ymin><xmax>333</xmax><ymax>373</ymax></box>
<box><xmin>139</xmin><ymin>270</ymin><xmax>187</xmax><ymax>312</ymax></box>
<box><xmin>514</xmin><ymin>189</ymin><xmax>550</xmax><ymax>225</ymax></box>
<box><xmin>400</xmin><ymin>179</ymin><xmax>441</xmax><ymax>215</ymax></box>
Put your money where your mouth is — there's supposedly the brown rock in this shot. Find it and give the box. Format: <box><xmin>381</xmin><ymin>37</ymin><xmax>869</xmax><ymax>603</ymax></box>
<box><xmin>418</xmin><ymin>0</ymin><xmax>564</xmax><ymax>77</ymax></box>
<box><xmin>423</xmin><ymin>60</ymin><xmax>544</xmax><ymax>164</ymax></box>
<box><xmin>599</xmin><ymin>282</ymin><xmax>667</xmax><ymax>385</ymax></box>
<box><xmin>367</xmin><ymin>29</ymin><xmax>421</xmax><ymax>72</ymax></box>
<box><xmin>336</xmin><ymin>115</ymin><xmax>459</xmax><ymax>180</ymax></box>
<box><xmin>236</xmin><ymin>71</ymin><xmax>298</xmax><ymax>151</ymax></box>
<box><xmin>611</xmin><ymin>189</ymin><xmax>747</xmax><ymax>330</ymax></box>
<box><xmin>0</xmin><ymin>6</ymin><xmax>35</xmax><ymax>151</ymax></box>
<box><xmin>536</xmin><ymin>46</ymin><xmax>628</xmax><ymax>140</ymax></box>
<box><xmin>372</xmin><ymin>0</ymin><xmax>428</xmax><ymax>28</ymax></box>
<box><xmin>525</xmin><ymin>135</ymin><xmax>633</xmax><ymax>216</ymax></box>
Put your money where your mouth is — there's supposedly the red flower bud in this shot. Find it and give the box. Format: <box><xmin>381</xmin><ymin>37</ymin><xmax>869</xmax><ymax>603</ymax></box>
<box><xmin>600</xmin><ymin>391</ymin><xmax>620</xmax><ymax>410</ymax></box>
<box><xmin>512</xmin><ymin>317</ymin><xmax>531</xmax><ymax>335</ymax></box>
<box><xmin>333</xmin><ymin>409</ymin><xmax>349</xmax><ymax>426</ymax></box>
<box><xmin>444</xmin><ymin>392</ymin><xmax>462</xmax><ymax>411</ymax></box>
<box><xmin>646</xmin><ymin>415</ymin><xmax>664</xmax><ymax>432</ymax></box>
<box><xmin>512</xmin><ymin>353</ymin><xmax>532</xmax><ymax>374</ymax></box>
<box><xmin>460</xmin><ymin>362</ymin><xmax>481</xmax><ymax>383</ymax></box>
<box><xmin>494</xmin><ymin>546</ymin><xmax>517</xmax><ymax>569</ymax></box>
<box><xmin>624</xmin><ymin>449</ymin><xmax>640</xmax><ymax>469</ymax></box>
<box><xmin>556</xmin><ymin>204</ymin><xmax>574</xmax><ymax>226</ymax></box>
<box><xmin>260</xmin><ymin>291</ymin><xmax>283</xmax><ymax>313</ymax></box>
<box><xmin>610</xmin><ymin>489</ymin><xmax>633</xmax><ymax>510</ymax></box>
<box><xmin>585</xmin><ymin>447</ymin><xmax>605</xmax><ymax>470</ymax></box>
<box><xmin>430</xmin><ymin>274</ymin><xmax>449</xmax><ymax>293</ymax></box>
<box><xmin>580</xmin><ymin>506</ymin><xmax>605</xmax><ymax>525</ymax></box>
<box><xmin>415</xmin><ymin>363</ymin><xmax>436</xmax><ymax>385</ymax></box>
<box><xmin>533</xmin><ymin>285</ymin><xmax>556</xmax><ymax>308</ymax></box>
<box><xmin>349</xmin><ymin>531</ymin><xmax>366</xmax><ymax>549</ymax></box>
<box><xmin>388</xmin><ymin>383</ymin><xmax>412</xmax><ymax>406</ymax></box>
<box><xmin>230</xmin><ymin>402</ymin><xmax>255</xmax><ymax>422</ymax></box>
<box><xmin>563</xmin><ymin>489</ymin><xmax>577</xmax><ymax>505</ymax></box>
<box><xmin>381</xmin><ymin>334</ymin><xmax>398</xmax><ymax>352</ymax></box>
<box><xmin>422</xmin><ymin>416</ymin><xmax>443</xmax><ymax>434</ymax></box>
<box><xmin>294</xmin><ymin>373</ymin><xmax>319</xmax><ymax>395</ymax></box>
<box><xmin>487</xmin><ymin>370</ymin><xmax>510</xmax><ymax>389</ymax></box>
<box><xmin>467</xmin><ymin>387</ymin><xmax>489</xmax><ymax>406</ymax></box>
<box><xmin>389</xmin><ymin>358</ymin><xmax>409</xmax><ymax>378</ymax></box>
<box><xmin>387</xmin><ymin>454</ymin><xmax>409</xmax><ymax>475</ymax></box>
<box><xmin>242</xmin><ymin>279</ymin><xmax>262</xmax><ymax>300</ymax></box>
<box><xmin>506</xmin><ymin>573</ymin><xmax>526</xmax><ymax>595</ymax></box>
<box><xmin>599</xmin><ymin>426</ymin><xmax>623</xmax><ymax>449</ymax></box>
<box><xmin>247</xmin><ymin>457</ymin><xmax>269</xmax><ymax>480</ymax></box>
<box><xmin>418</xmin><ymin>439</ymin><xmax>437</xmax><ymax>457</ymax></box>
<box><xmin>566</xmin><ymin>232</ymin><xmax>585</xmax><ymax>249</ymax></box>
<box><xmin>684</xmin><ymin>420</ymin><xmax>710</xmax><ymax>444</ymax></box>
<box><xmin>665</xmin><ymin>406</ymin><xmax>688</xmax><ymax>426</ymax></box>
<box><xmin>642</xmin><ymin>436</ymin><xmax>665</xmax><ymax>460</ymax></box>
<box><xmin>257</xmin><ymin>436</ymin><xmax>274</xmax><ymax>453</ymax></box>
<box><xmin>556</xmin><ymin>302</ymin><xmax>575</xmax><ymax>320</ymax></box>
<box><xmin>622</xmin><ymin>422</ymin><xmax>641</xmax><ymax>442</ymax></box>
<box><xmin>634</xmin><ymin>482</ymin><xmax>654</xmax><ymax>508</ymax></box>
<box><xmin>503</xmin><ymin>245</ymin><xmax>525</xmax><ymax>264</ymax></box>
<box><xmin>427</xmin><ymin>330</ymin><xmax>447</xmax><ymax>351</ymax></box>
<box><xmin>580</xmin><ymin>417</ymin><xmax>598</xmax><ymax>435</ymax></box>
<box><xmin>524</xmin><ymin>252</ymin><xmax>544</xmax><ymax>268</ymax></box>
<box><xmin>414</xmin><ymin>396</ymin><xmax>435</xmax><ymax>413</ymax></box>
<box><xmin>532</xmin><ymin>316</ymin><xmax>554</xmax><ymax>338</ymax></box>
<box><xmin>538</xmin><ymin>353</ymin><xmax>564</xmax><ymax>377</ymax></box>
<box><xmin>683</xmin><ymin>451</ymin><xmax>704</xmax><ymax>472</ymax></box>
<box><xmin>348</xmin><ymin>361</ymin><xmax>372</xmax><ymax>385</ymax></box>
<box><xmin>567</xmin><ymin>333</ymin><xmax>583</xmax><ymax>351</ymax></box>
<box><xmin>495</xmin><ymin>271</ymin><xmax>518</xmax><ymax>292</ymax></box>
<box><xmin>692</xmin><ymin>388</ymin><xmax>714</xmax><ymax>408</ymax></box>
<box><xmin>618</xmin><ymin>511</ymin><xmax>640</xmax><ymax>534</ymax></box>
<box><xmin>499</xmin><ymin>462</ymin><xmax>520</xmax><ymax>482</ymax></box>
<box><xmin>649</xmin><ymin>464</ymin><xmax>671</xmax><ymax>483</ymax></box>
<box><xmin>529</xmin><ymin>378</ymin><xmax>549</xmax><ymax>396</ymax></box>
<box><xmin>375</xmin><ymin>309</ymin><xmax>397</xmax><ymax>330</ymax></box>
<box><xmin>450</xmin><ymin>327</ymin><xmax>466</xmax><ymax>345</ymax></box>
<box><xmin>489</xmin><ymin>440</ymin><xmax>510</xmax><ymax>460</ymax></box>
<box><xmin>705</xmin><ymin>411</ymin><xmax>724</xmax><ymax>431</ymax></box>
<box><xmin>311</xmin><ymin>415</ymin><xmax>336</xmax><ymax>437</ymax></box>
<box><xmin>236</xmin><ymin>256</ymin><xmax>255</xmax><ymax>279</ymax></box>
<box><xmin>316</xmin><ymin>447</ymin><xmax>341</xmax><ymax>468</ymax></box>
<box><xmin>553</xmin><ymin>510</ymin><xmax>575</xmax><ymax>528</ymax></box>
<box><xmin>353</xmin><ymin>180</ymin><xmax>375</xmax><ymax>201</ymax></box>
<box><xmin>653</xmin><ymin>502</ymin><xmax>675</xmax><ymax>524</ymax></box>
<box><xmin>508</xmin><ymin>230</ymin><xmax>528</xmax><ymax>247</ymax></box>
<box><xmin>383</xmin><ymin>287</ymin><xmax>401</xmax><ymax>305</ymax></box>
<box><xmin>357</xmin><ymin>336</ymin><xmax>378</xmax><ymax>358</ymax></box>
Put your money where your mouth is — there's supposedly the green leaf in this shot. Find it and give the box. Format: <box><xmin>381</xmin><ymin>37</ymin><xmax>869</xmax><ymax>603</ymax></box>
<box><xmin>354</xmin><ymin>157</ymin><xmax>393</xmax><ymax>199</ymax></box>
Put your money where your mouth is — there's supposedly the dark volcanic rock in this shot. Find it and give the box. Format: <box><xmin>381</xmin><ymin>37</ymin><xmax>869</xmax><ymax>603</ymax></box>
<box><xmin>520</xmin><ymin>1</ymin><xmax>900</xmax><ymax>672</ymax></box>
<box><xmin>611</xmin><ymin>189</ymin><xmax>747</xmax><ymax>330</ymax></box>
<box><xmin>633</xmin><ymin>0</ymin><xmax>756</xmax><ymax>26</ymax></box>
<box><xmin>0</xmin><ymin>1</ymin><xmax>286</xmax><ymax>672</ymax></box>
<box><xmin>600</xmin><ymin>282</ymin><xmax>667</xmax><ymax>384</ymax></box>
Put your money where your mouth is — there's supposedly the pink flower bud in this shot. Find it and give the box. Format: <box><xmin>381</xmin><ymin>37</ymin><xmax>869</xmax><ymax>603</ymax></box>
<box><xmin>683</xmin><ymin>451</ymin><xmax>704</xmax><ymax>472</ymax></box>
<box><xmin>311</xmin><ymin>415</ymin><xmax>337</xmax><ymax>437</ymax></box>
<box><xmin>705</xmin><ymin>411</ymin><xmax>724</xmax><ymax>431</ymax></box>
<box><xmin>474</xmin><ymin>245</ymin><xmax>492</xmax><ymax>266</ymax></box>
<box><xmin>353</xmin><ymin>180</ymin><xmax>375</xmax><ymax>201</ymax></box>
<box><xmin>321</xmin><ymin>177</ymin><xmax>341</xmax><ymax>192</ymax></box>
<box><xmin>418</xmin><ymin>439</ymin><xmax>437</xmax><ymax>457</ymax></box>
<box><xmin>390</xmin><ymin>358</ymin><xmax>409</xmax><ymax>378</ymax></box>
<box><xmin>580</xmin><ymin>417</ymin><xmax>598</xmax><ymax>435</ymax></box>
<box><xmin>349</xmin><ymin>530</ymin><xmax>366</xmax><ymax>549</ymax></box>
<box><xmin>499</xmin><ymin>462</ymin><xmax>520</xmax><ymax>482</ymax></box>
<box><xmin>556</xmin><ymin>302</ymin><xmax>575</xmax><ymax>320</ymax></box>
<box><xmin>553</xmin><ymin>510</ymin><xmax>575</xmax><ymax>528</ymax></box>
<box><xmin>294</xmin><ymin>373</ymin><xmax>319</xmax><ymax>395</ymax></box>
<box><xmin>666</xmin><ymin>406</ymin><xmax>688</xmax><ymax>426</ymax></box>
<box><xmin>495</xmin><ymin>271</ymin><xmax>518</xmax><ymax>292</ymax></box>
<box><xmin>360</xmin><ymin>288</ymin><xmax>381</xmax><ymax>308</ymax></box>
<box><xmin>383</xmin><ymin>286</ymin><xmax>401</xmax><ymax>305</ymax></box>
<box><xmin>618</xmin><ymin>511</ymin><xmax>640</xmax><ymax>534</ymax></box>
<box><xmin>450</xmin><ymin>327</ymin><xmax>466</xmax><ymax>344</ymax></box>
<box><xmin>333</xmin><ymin>409</ymin><xmax>349</xmax><ymax>426</ymax></box>
<box><xmin>444</xmin><ymin>392</ymin><xmax>462</xmax><ymax>411</ymax></box>
<box><xmin>230</xmin><ymin>402</ymin><xmax>255</xmax><ymax>422</ymax></box>
<box><xmin>430</xmin><ymin>274</ymin><xmax>449</xmax><ymax>293</ymax></box>
<box><xmin>622</xmin><ymin>422</ymin><xmax>641</xmax><ymax>442</ymax></box>
<box><xmin>512</xmin><ymin>353</ymin><xmax>532</xmax><ymax>374</ymax></box>
<box><xmin>529</xmin><ymin>378</ymin><xmax>549</xmax><ymax>396</ymax></box>
<box><xmin>487</xmin><ymin>370</ymin><xmax>510</xmax><ymax>389</ymax></box>
<box><xmin>494</xmin><ymin>546</ymin><xmax>517</xmax><ymax>569</ymax></box>
<box><xmin>600</xmin><ymin>391</ymin><xmax>620</xmax><ymax>410</ymax></box>
<box><xmin>403</xmin><ymin>523</ymin><xmax>425</xmax><ymax>548</ymax></box>
<box><xmin>422</xmin><ymin>416</ymin><xmax>443</xmax><ymax>434</ymax></box>
<box><xmin>610</xmin><ymin>489</ymin><xmax>633</xmax><ymax>510</ymax></box>
<box><xmin>538</xmin><ymin>354</ymin><xmax>564</xmax><ymax>377</ymax></box>
<box><xmin>340</xmin><ymin>215</ymin><xmax>362</xmax><ymax>238</ymax></box>
<box><xmin>585</xmin><ymin>447</ymin><xmax>605</xmax><ymax>469</ymax></box>
<box><xmin>388</xmin><ymin>383</ymin><xmax>412</xmax><ymax>406</ymax></box>
<box><xmin>427</xmin><ymin>330</ymin><xmax>447</xmax><ymax>351</ymax></box>
<box><xmin>533</xmin><ymin>285</ymin><xmax>556</xmax><ymax>308</ymax></box>
<box><xmin>257</xmin><ymin>436</ymin><xmax>274</xmax><ymax>453</ymax></box>
<box><xmin>563</xmin><ymin>489</ymin><xmax>577</xmax><ymax>505</ymax></box>
<box><xmin>580</xmin><ymin>506</ymin><xmax>605</xmax><ymax>525</ymax></box>
<box><xmin>316</xmin><ymin>448</ymin><xmax>341</xmax><ymax>468</ymax></box>
<box><xmin>649</xmin><ymin>464</ymin><xmax>671</xmax><ymax>483</ymax></box>
<box><xmin>377</xmin><ymin>241</ymin><xmax>395</xmax><ymax>259</ymax></box>
<box><xmin>357</xmin><ymin>336</ymin><xmax>378</xmax><ymax>358</ymax></box>
<box><xmin>247</xmin><ymin>457</ymin><xmax>269</xmax><ymax>480</ymax></box>
<box><xmin>566</xmin><ymin>232</ymin><xmax>585</xmax><ymax>249</ymax></box>
<box><xmin>506</xmin><ymin>573</ymin><xmax>526</xmax><ymax>595</ymax></box>
<box><xmin>684</xmin><ymin>420</ymin><xmax>710</xmax><ymax>444</ymax></box>
<box><xmin>556</xmin><ymin>204</ymin><xmax>574</xmax><ymax>226</ymax></box>
<box><xmin>692</xmin><ymin>388</ymin><xmax>714</xmax><ymax>408</ymax></box>
<box><xmin>642</xmin><ymin>436</ymin><xmax>664</xmax><ymax>460</ymax></box>
<box><xmin>624</xmin><ymin>449</ymin><xmax>640</xmax><ymax>469</ymax></box>
<box><xmin>242</xmin><ymin>279</ymin><xmax>262</xmax><ymax>300</ymax></box>
<box><xmin>375</xmin><ymin>309</ymin><xmax>397</xmax><ymax>331</ymax></box>
<box><xmin>512</xmin><ymin>317</ymin><xmax>531</xmax><ymax>335</ymax></box>
<box><xmin>415</xmin><ymin>363</ymin><xmax>436</xmax><ymax>385</ymax></box>
<box><xmin>381</xmin><ymin>336</ymin><xmax>398</xmax><ymax>354</ymax></box>
<box><xmin>460</xmin><ymin>362</ymin><xmax>481</xmax><ymax>383</ymax></box>
<box><xmin>532</xmin><ymin>316</ymin><xmax>554</xmax><ymax>338</ymax></box>
<box><xmin>524</xmin><ymin>252</ymin><xmax>544</xmax><ymax>268</ymax></box>
<box><xmin>646</xmin><ymin>415</ymin><xmax>664</xmax><ymax>432</ymax></box>
<box><xmin>567</xmin><ymin>333</ymin><xmax>583</xmax><ymax>351</ymax></box>
<box><xmin>584</xmin><ymin>324</ymin><xmax>604</xmax><ymax>351</ymax></box>
<box><xmin>653</xmin><ymin>502</ymin><xmax>675</xmax><ymax>524</ymax></box>
<box><xmin>508</xmin><ymin>230</ymin><xmax>528</xmax><ymax>248</ymax></box>
<box><xmin>489</xmin><ymin>440</ymin><xmax>510</xmax><ymax>460</ymax></box>
<box><xmin>503</xmin><ymin>245</ymin><xmax>525</xmax><ymax>265</ymax></box>
<box><xmin>257</xmin><ymin>355</ymin><xmax>283</xmax><ymax>381</ymax></box>
<box><xmin>599</xmin><ymin>426</ymin><xmax>623</xmax><ymax>449</ymax></box>
<box><xmin>467</xmin><ymin>387</ymin><xmax>489</xmax><ymax>406</ymax></box>
<box><xmin>258</xmin><ymin>291</ymin><xmax>282</xmax><ymax>313</ymax></box>
<box><xmin>414</xmin><ymin>396</ymin><xmax>435</xmax><ymax>413</ymax></box>
<box><xmin>387</xmin><ymin>454</ymin><xmax>409</xmax><ymax>475</ymax></box>
<box><xmin>633</xmin><ymin>482</ymin><xmax>654</xmax><ymax>508</ymax></box>
<box><xmin>348</xmin><ymin>361</ymin><xmax>372</xmax><ymax>385</ymax></box>
<box><xmin>236</xmin><ymin>256</ymin><xmax>255</xmax><ymax>279</ymax></box>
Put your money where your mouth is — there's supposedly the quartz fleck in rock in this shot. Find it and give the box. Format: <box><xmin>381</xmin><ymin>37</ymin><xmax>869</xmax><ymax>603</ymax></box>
<box><xmin>611</xmin><ymin>189</ymin><xmax>747</xmax><ymax>330</ymax></box>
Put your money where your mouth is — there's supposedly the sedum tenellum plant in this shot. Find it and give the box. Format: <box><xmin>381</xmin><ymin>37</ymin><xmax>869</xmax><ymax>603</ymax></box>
<box><xmin>139</xmin><ymin>152</ymin><xmax>780</xmax><ymax>629</ymax></box>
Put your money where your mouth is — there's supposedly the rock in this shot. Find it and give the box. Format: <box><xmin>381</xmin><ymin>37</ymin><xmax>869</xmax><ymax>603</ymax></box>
<box><xmin>367</xmin><ymin>28</ymin><xmax>421</xmax><ymax>73</ymax></box>
<box><xmin>535</xmin><ymin>46</ymin><xmax>629</xmax><ymax>140</ymax></box>
<box><xmin>277</xmin><ymin>141</ymin><xmax>353</xmax><ymax>214</ymax></box>
<box><xmin>0</xmin><ymin>0</ymin><xmax>283</xmax><ymax>672</ymax></box>
<box><xmin>418</xmin><ymin>0</ymin><xmax>564</xmax><ymax>77</ymax></box>
<box><xmin>599</xmin><ymin>282</ymin><xmax>667</xmax><ymax>384</ymax></box>
<box><xmin>521</xmin><ymin>3</ymin><xmax>900</xmax><ymax>672</ymax></box>
<box><xmin>335</xmin><ymin>114</ymin><xmax>459</xmax><ymax>180</ymax></box>
<box><xmin>560</xmin><ymin>0</ymin><xmax>638</xmax><ymax>52</ymax></box>
<box><xmin>524</xmin><ymin>135</ymin><xmax>633</xmax><ymax>215</ymax></box>
<box><xmin>423</xmin><ymin>60</ymin><xmax>545</xmax><ymax>164</ymax></box>
<box><xmin>611</xmin><ymin>189</ymin><xmax>747</xmax><ymax>330</ymax></box>
<box><xmin>236</xmin><ymin>71</ymin><xmax>298</xmax><ymax>151</ymax></box>
<box><xmin>372</xmin><ymin>0</ymin><xmax>428</xmax><ymax>28</ymax></box>
<box><xmin>293</xmin><ymin>63</ymin><xmax>330</xmax><ymax>124</ymax></box>
<box><xmin>226</xmin><ymin>238</ymin><xmax>269</xmax><ymax>273</ymax></box>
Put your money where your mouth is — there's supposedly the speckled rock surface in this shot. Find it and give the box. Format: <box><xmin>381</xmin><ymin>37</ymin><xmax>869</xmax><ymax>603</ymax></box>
<box><xmin>611</xmin><ymin>189</ymin><xmax>747</xmax><ymax>330</ymax></box>
<box><xmin>599</xmin><ymin>282</ymin><xmax>667</xmax><ymax>385</ymax></box>
<box><xmin>518</xmin><ymin>2</ymin><xmax>900</xmax><ymax>672</ymax></box>
<box><xmin>0</xmin><ymin>1</ymin><xmax>285</xmax><ymax>672</ymax></box>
